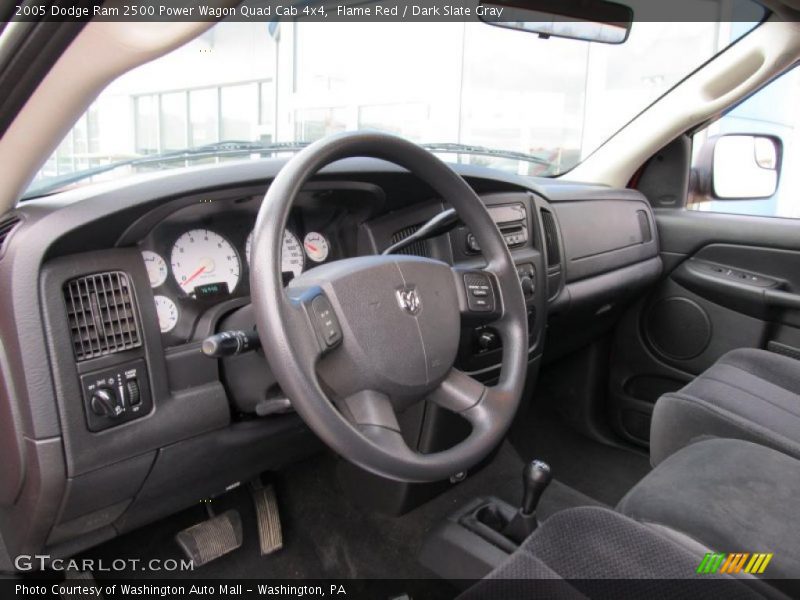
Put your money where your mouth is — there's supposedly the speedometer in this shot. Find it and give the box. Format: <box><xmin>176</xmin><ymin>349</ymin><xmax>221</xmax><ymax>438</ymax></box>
<box><xmin>245</xmin><ymin>230</ymin><xmax>305</xmax><ymax>278</ymax></box>
<box><xmin>170</xmin><ymin>229</ymin><xmax>241</xmax><ymax>295</ymax></box>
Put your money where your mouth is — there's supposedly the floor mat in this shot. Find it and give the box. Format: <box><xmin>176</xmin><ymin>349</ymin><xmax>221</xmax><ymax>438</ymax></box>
<box><xmin>509</xmin><ymin>408</ymin><xmax>652</xmax><ymax>506</ymax></box>
<box><xmin>78</xmin><ymin>442</ymin><xmax>598</xmax><ymax>583</ymax></box>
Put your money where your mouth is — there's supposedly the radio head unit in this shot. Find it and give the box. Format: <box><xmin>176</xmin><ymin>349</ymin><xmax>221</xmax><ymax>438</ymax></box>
<box><xmin>465</xmin><ymin>202</ymin><xmax>529</xmax><ymax>253</ymax></box>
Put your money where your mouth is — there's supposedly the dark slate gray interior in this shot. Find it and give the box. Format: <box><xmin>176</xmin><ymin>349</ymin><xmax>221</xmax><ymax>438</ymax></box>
<box><xmin>0</xmin><ymin>130</ymin><xmax>798</xmax><ymax>599</ymax></box>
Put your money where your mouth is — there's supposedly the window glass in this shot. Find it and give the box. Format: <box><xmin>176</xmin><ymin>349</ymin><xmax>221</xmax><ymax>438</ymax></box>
<box><xmin>26</xmin><ymin>11</ymin><xmax>766</xmax><ymax>197</ymax></box>
<box><xmin>259</xmin><ymin>81</ymin><xmax>275</xmax><ymax>142</ymax></box>
<box><xmin>294</xmin><ymin>107</ymin><xmax>348</xmax><ymax>142</ymax></box>
<box><xmin>221</xmin><ymin>83</ymin><xmax>258</xmax><ymax>140</ymax></box>
<box><xmin>189</xmin><ymin>88</ymin><xmax>219</xmax><ymax>147</ymax></box>
<box><xmin>160</xmin><ymin>92</ymin><xmax>187</xmax><ymax>151</ymax></box>
<box><xmin>358</xmin><ymin>104</ymin><xmax>430</xmax><ymax>141</ymax></box>
<box><xmin>134</xmin><ymin>95</ymin><xmax>159</xmax><ymax>155</ymax></box>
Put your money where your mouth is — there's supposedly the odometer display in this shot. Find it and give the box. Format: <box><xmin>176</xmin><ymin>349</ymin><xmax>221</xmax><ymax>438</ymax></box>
<box><xmin>170</xmin><ymin>229</ymin><xmax>241</xmax><ymax>295</ymax></box>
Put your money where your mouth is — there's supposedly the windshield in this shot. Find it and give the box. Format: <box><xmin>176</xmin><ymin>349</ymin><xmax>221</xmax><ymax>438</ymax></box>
<box><xmin>26</xmin><ymin>16</ymin><xmax>763</xmax><ymax>198</ymax></box>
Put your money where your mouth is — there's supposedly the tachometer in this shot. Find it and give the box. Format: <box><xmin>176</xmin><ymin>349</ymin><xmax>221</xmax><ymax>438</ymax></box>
<box><xmin>245</xmin><ymin>230</ymin><xmax>305</xmax><ymax>278</ymax></box>
<box><xmin>170</xmin><ymin>229</ymin><xmax>241</xmax><ymax>295</ymax></box>
<box><xmin>154</xmin><ymin>295</ymin><xmax>179</xmax><ymax>333</ymax></box>
<box><xmin>303</xmin><ymin>232</ymin><xmax>330</xmax><ymax>263</ymax></box>
<box><xmin>141</xmin><ymin>250</ymin><xmax>168</xmax><ymax>288</ymax></box>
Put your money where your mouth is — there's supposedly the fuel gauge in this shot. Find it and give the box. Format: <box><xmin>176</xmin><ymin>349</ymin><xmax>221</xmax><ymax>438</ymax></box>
<box><xmin>303</xmin><ymin>232</ymin><xmax>330</xmax><ymax>263</ymax></box>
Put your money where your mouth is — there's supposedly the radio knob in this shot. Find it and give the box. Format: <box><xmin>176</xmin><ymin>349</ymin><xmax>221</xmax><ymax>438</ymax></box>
<box><xmin>520</xmin><ymin>275</ymin><xmax>535</xmax><ymax>296</ymax></box>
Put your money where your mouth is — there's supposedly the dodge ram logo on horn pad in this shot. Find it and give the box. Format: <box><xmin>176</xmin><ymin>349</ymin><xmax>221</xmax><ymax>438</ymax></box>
<box><xmin>396</xmin><ymin>286</ymin><xmax>421</xmax><ymax>315</ymax></box>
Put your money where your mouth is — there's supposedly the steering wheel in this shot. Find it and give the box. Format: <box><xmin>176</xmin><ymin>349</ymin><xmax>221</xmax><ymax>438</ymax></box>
<box><xmin>251</xmin><ymin>132</ymin><xmax>528</xmax><ymax>482</ymax></box>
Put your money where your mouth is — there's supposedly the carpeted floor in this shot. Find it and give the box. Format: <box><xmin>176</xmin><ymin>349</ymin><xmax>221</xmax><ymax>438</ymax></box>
<box><xmin>509</xmin><ymin>407</ymin><xmax>652</xmax><ymax>506</ymax></box>
<box><xmin>78</xmin><ymin>404</ymin><xmax>650</xmax><ymax>583</ymax></box>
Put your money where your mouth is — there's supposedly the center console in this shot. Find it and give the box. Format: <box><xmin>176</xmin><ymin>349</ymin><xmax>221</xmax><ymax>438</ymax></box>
<box><xmin>450</xmin><ymin>192</ymin><xmax>546</xmax><ymax>377</ymax></box>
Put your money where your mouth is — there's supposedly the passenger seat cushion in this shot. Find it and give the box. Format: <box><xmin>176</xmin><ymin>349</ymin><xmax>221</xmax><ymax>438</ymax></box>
<box><xmin>460</xmin><ymin>506</ymin><xmax>766</xmax><ymax>600</ymax></box>
<box><xmin>618</xmin><ymin>439</ymin><xmax>800</xmax><ymax>583</ymax></box>
<box><xmin>650</xmin><ymin>349</ymin><xmax>800</xmax><ymax>466</ymax></box>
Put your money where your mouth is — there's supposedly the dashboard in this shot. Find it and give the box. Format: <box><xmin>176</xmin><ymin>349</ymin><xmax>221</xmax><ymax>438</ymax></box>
<box><xmin>0</xmin><ymin>156</ymin><xmax>660</xmax><ymax>568</ymax></box>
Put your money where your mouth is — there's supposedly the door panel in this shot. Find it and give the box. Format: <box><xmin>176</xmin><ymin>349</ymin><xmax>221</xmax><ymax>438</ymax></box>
<box><xmin>608</xmin><ymin>209</ymin><xmax>800</xmax><ymax>446</ymax></box>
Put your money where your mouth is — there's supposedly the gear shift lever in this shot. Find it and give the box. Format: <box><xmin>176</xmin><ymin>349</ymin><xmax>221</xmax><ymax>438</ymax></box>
<box><xmin>521</xmin><ymin>460</ymin><xmax>552</xmax><ymax>516</ymax></box>
<box><xmin>503</xmin><ymin>459</ymin><xmax>552</xmax><ymax>544</ymax></box>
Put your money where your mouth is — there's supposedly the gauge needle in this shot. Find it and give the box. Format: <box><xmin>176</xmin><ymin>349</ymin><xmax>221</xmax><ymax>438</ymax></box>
<box><xmin>305</xmin><ymin>243</ymin><xmax>318</xmax><ymax>252</ymax></box>
<box><xmin>181</xmin><ymin>265</ymin><xmax>207</xmax><ymax>287</ymax></box>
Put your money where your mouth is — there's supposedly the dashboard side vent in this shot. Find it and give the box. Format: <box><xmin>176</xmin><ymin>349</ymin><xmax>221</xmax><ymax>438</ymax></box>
<box><xmin>540</xmin><ymin>210</ymin><xmax>561</xmax><ymax>269</ymax></box>
<box><xmin>390</xmin><ymin>224</ymin><xmax>430</xmax><ymax>257</ymax></box>
<box><xmin>0</xmin><ymin>215</ymin><xmax>21</xmax><ymax>256</ymax></box>
<box><xmin>64</xmin><ymin>272</ymin><xmax>142</xmax><ymax>362</ymax></box>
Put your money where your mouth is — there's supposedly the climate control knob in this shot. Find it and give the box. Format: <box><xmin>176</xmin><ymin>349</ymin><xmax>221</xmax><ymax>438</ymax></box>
<box><xmin>90</xmin><ymin>388</ymin><xmax>124</xmax><ymax>418</ymax></box>
<box><xmin>520</xmin><ymin>275</ymin><xmax>535</xmax><ymax>297</ymax></box>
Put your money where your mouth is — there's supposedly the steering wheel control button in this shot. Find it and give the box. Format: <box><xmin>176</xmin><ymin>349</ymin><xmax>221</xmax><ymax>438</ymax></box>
<box><xmin>80</xmin><ymin>359</ymin><xmax>152</xmax><ymax>431</ymax></box>
<box><xmin>464</xmin><ymin>273</ymin><xmax>494</xmax><ymax>312</ymax></box>
<box><xmin>311</xmin><ymin>295</ymin><xmax>342</xmax><ymax>348</ymax></box>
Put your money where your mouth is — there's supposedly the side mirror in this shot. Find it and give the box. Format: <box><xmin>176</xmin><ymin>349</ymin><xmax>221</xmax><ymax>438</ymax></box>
<box><xmin>694</xmin><ymin>134</ymin><xmax>782</xmax><ymax>200</ymax></box>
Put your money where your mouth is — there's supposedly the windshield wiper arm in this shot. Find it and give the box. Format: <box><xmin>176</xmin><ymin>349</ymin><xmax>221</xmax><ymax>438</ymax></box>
<box><xmin>22</xmin><ymin>141</ymin><xmax>312</xmax><ymax>199</ymax></box>
<box><xmin>421</xmin><ymin>143</ymin><xmax>552</xmax><ymax>167</ymax></box>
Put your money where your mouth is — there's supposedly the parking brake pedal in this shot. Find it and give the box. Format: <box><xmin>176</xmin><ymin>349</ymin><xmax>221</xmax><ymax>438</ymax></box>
<box><xmin>250</xmin><ymin>482</ymin><xmax>283</xmax><ymax>555</ymax></box>
<box><xmin>175</xmin><ymin>508</ymin><xmax>243</xmax><ymax>567</ymax></box>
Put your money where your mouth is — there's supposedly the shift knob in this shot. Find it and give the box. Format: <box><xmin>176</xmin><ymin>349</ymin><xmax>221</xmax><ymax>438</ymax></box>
<box><xmin>521</xmin><ymin>459</ymin><xmax>552</xmax><ymax>516</ymax></box>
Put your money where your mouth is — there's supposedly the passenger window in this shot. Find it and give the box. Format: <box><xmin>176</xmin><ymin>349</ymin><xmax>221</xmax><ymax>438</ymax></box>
<box><xmin>688</xmin><ymin>65</ymin><xmax>800</xmax><ymax>219</ymax></box>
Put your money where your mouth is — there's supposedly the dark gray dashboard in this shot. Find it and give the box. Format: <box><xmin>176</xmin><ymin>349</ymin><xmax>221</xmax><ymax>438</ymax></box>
<box><xmin>0</xmin><ymin>156</ymin><xmax>660</xmax><ymax>568</ymax></box>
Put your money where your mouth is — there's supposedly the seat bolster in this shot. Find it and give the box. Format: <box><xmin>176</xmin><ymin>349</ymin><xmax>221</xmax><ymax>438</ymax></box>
<box><xmin>651</xmin><ymin>392</ymin><xmax>800</xmax><ymax>466</ymax></box>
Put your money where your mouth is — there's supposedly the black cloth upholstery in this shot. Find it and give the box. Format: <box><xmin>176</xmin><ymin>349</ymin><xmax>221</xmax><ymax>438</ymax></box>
<box><xmin>618</xmin><ymin>438</ymin><xmax>800</xmax><ymax>593</ymax></box>
<box><xmin>459</xmin><ymin>506</ymin><xmax>770</xmax><ymax>600</ymax></box>
<box><xmin>650</xmin><ymin>349</ymin><xmax>800</xmax><ymax>466</ymax></box>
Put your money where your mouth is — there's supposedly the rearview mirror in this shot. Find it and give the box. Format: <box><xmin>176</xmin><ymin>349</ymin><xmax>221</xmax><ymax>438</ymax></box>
<box><xmin>708</xmin><ymin>135</ymin><xmax>782</xmax><ymax>200</ymax></box>
<box><xmin>479</xmin><ymin>0</ymin><xmax>633</xmax><ymax>44</ymax></box>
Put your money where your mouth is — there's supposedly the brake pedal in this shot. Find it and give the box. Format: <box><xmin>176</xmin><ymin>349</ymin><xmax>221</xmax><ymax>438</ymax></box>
<box><xmin>251</xmin><ymin>483</ymin><xmax>283</xmax><ymax>555</ymax></box>
<box><xmin>175</xmin><ymin>509</ymin><xmax>243</xmax><ymax>567</ymax></box>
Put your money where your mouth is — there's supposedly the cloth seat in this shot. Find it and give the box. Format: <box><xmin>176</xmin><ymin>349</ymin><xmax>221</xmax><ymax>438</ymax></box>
<box><xmin>459</xmin><ymin>505</ymin><xmax>778</xmax><ymax>600</ymax></box>
<box><xmin>650</xmin><ymin>348</ymin><xmax>800</xmax><ymax>466</ymax></box>
<box><xmin>618</xmin><ymin>438</ymin><xmax>800</xmax><ymax>597</ymax></box>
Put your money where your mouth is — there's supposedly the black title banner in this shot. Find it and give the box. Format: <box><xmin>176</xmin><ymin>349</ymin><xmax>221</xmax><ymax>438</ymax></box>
<box><xmin>7</xmin><ymin>0</ymin><xmax>778</xmax><ymax>23</ymax></box>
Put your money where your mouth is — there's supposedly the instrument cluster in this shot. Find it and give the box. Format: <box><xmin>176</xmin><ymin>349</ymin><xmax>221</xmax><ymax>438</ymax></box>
<box><xmin>136</xmin><ymin>191</ymin><xmax>350</xmax><ymax>345</ymax></box>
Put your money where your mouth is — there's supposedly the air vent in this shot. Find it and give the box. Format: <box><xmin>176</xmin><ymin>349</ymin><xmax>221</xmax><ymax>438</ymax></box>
<box><xmin>0</xmin><ymin>215</ymin><xmax>21</xmax><ymax>256</ymax></box>
<box><xmin>64</xmin><ymin>272</ymin><xmax>142</xmax><ymax>362</ymax></box>
<box><xmin>637</xmin><ymin>210</ymin><xmax>653</xmax><ymax>243</ymax></box>
<box><xmin>390</xmin><ymin>224</ymin><xmax>430</xmax><ymax>257</ymax></box>
<box><xmin>540</xmin><ymin>210</ymin><xmax>561</xmax><ymax>269</ymax></box>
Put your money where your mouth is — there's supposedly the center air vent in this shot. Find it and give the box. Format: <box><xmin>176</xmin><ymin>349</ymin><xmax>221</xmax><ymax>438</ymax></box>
<box><xmin>390</xmin><ymin>224</ymin><xmax>430</xmax><ymax>257</ymax></box>
<box><xmin>540</xmin><ymin>209</ymin><xmax>561</xmax><ymax>269</ymax></box>
<box><xmin>64</xmin><ymin>272</ymin><xmax>142</xmax><ymax>362</ymax></box>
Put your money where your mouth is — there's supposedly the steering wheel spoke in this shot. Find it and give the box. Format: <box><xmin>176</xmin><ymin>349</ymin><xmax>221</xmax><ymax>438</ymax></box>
<box><xmin>428</xmin><ymin>368</ymin><xmax>509</xmax><ymax>435</ymax></box>
<box><xmin>452</xmin><ymin>266</ymin><xmax>503</xmax><ymax>322</ymax></box>
<box><xmin>340</xmin><ymin>390</ymin><xmax>416</xmax><ymax>459</ymax></box>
